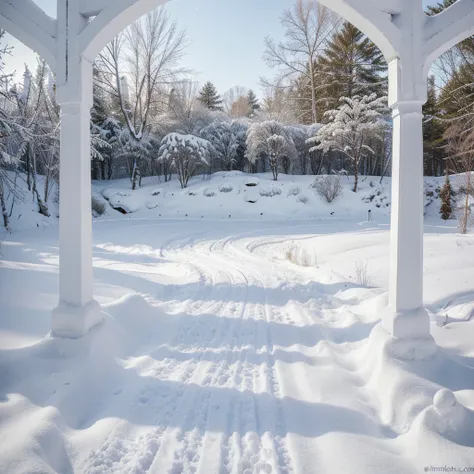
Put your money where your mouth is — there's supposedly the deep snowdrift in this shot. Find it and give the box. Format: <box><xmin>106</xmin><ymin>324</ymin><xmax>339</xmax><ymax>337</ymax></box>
<box><xmin>1</xmin><ymin>173</ymin><xmax>474</xmax><ymax>473</ymax></box>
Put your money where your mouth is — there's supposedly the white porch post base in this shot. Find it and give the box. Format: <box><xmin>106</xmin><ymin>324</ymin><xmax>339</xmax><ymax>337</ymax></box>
<box><xmin>52</xmin><ymin>300</ymin><xmax>102</xmax><ymax>338</ymax></box>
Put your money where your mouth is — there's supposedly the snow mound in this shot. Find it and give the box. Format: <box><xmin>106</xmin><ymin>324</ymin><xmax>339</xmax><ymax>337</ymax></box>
<box><xmin>244</xmin><ymin>190</ymin><xmax>259</xmax><ymax>203</ymax></box>
<box><xmin>109</xmin><ymin>194</ymin><xmax>141</xmax><ymax>214</ymax></box>
<box><xmin>244</xmin><ymin>177</ymin><xmax>259</xmax><ymax>187</ymax></box>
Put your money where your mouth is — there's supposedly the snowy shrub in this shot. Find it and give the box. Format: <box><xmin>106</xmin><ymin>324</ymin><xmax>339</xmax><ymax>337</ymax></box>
<box><xmin>245</xmin><ymin>179</ymin><xmax>259</xmax><ymax>187</ymax></box>
<box><xmin>298</xmin><ymin>195</ymin><xmax>309</xmax><ymax>204</ymax></box>
<box><xmin>313</xmin><ymin>175</ymin><xmax>343</xmax><ymax>203</ymax></box>
<box><xmin>362</xmin><ymin>186</ymin><xmax>390</xmax><ymax>208</ymax></box>
<box><xmin>158</xmin><ymin>133</ymin><xmax>210</xmax><ymax>189</ymax></box>
<box><xmin>200</xmin><ymin>120</ymin><xmax>247</xmax><ymax>171</ymax></box>
<box><xmin>307</xmin><ymin>94</ymin><xmax>388</xmax><ymax>192</ymax></box>
<box><xmin>354</xmin><ymin>261</ymin><xmax>373</xmax><ymax>287</ymax></box>
<box><xmin>219</xmin><ymin>183</ymin><xmax>234</xmax><ymax>193</ymax></box>
<box><xmin>287</xmin><ymin>186</ymin><xmax>300</xmax><ymax>197</ymax></box>
<box><xmin>259</xmin><ymin>186</ymin><xmax>282</xmax><ymax>197</ymax></box>
<box><xmin>203</xmin><ymin>188</ymin><xmax>216</xmax><ymax>198</ymax></box>
<box><xmin>246</xmin><ymin>121</ymin><xmax>297</xmax><ymax>181</ymax></box>
<box><xmin>91</xmin><ymin>196</ymin><xmax>106</xmax><ymax>217</ymax></box>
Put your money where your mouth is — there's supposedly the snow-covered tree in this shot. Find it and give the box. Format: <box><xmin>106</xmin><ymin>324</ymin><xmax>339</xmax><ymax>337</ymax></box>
<box><xmin>286</xmin><ymin>124</ymin><xmax>319</xmax><ymax>174</ymax></box>
<box><xmin>97</xmin><ymin>8</ymin><xmax>187</xmax><ymax>188</ymax></box>
<box><xmin>439</xmin><ymin>169</ymin><xmax>453</xmax><ymax>220</ymax></box>
<box><xmin>246</xmin><ymin>120</ymin><xmax>297</xmax><ymax>179</ymax></box>
<box><xmin>198</xmin><ymin>82</ymin><xmax>223</xmax><ymax>111</ymax></box>
<box><xmin>308</xmin><ymin>94</ymin><xmax>387</xmax><ymax>192</ymax></box>
<box><xmin>266</xmin><ymin>135</ymin><xmax>287</xmax><ymax>180</ymax></box>
<box><xmin>247</xmin><ymin>90</ymin><xmax>260</xmax><ymax>114</ymax></box>
<box><xmin>200</xmin><ymin>120</ymin><xmax>247</xmax><ymax>171</ymax></box>
<box><xmin>158</xmin><ymin>133</ymin><xmax>210</xmax><ymax>188</ymax></box>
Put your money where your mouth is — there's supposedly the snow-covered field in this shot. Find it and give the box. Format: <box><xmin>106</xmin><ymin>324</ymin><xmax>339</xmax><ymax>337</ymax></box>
<box><xmin>1</xmin><ymin>173</ymin><xmax>474</xmax><ymax>473</ymax></box>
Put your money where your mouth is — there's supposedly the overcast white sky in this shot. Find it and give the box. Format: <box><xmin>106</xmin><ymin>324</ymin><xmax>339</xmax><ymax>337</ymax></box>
<box><xmin>3</xmin><ymin>0</ymin><xmax>437</xmax><ymax>97</ymax></box>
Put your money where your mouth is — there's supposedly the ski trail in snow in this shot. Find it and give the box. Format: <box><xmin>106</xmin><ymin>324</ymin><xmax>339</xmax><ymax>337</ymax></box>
<box><xmin>83</xmin><ymin>223</ymin><xmax>405</xmax><ymax>474</ymax></box>
<box><xmin>84</xmin><ymin>239</ymin><xmax>244</xmax><ymax>473</ymax></box>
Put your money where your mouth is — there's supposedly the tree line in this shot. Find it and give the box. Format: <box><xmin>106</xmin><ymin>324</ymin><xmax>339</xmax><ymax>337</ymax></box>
<box><xmin>0</xmin><ymin>0</ymin><xmax>473</xmax><ymax>230</ymax></box>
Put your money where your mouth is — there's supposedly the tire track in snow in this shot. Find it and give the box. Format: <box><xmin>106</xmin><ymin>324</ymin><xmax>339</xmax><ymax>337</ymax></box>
<box><xmin>202</xmin><ymin>235</ymin><xmax>295</xmax><ymax>474</ymax></box>
<box><xmin>227</xmin><ymin>231</ymin><xmax>399</xmax><ymax>466</ymax></box>
<box><xmin>146</xmin><ymin>238</ymin><xmax>251</xmax><ymax>473</ymax></box>
<box><xmin>83</xmin><ymin>234</ymin><xmax>245</xmax><ymax>473</ymax></box>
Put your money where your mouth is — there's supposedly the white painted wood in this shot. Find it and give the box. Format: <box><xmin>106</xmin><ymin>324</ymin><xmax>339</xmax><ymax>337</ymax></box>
<box><xmin>423</xmin><ymin>0</ymin><xmax>474</xmax><ymax>72</ymax></box>
<box><xmin>79</xmin><ymin>0</ymin><xmax>164</xmax><ymax>62</ymax></box>
<box><xmin>0</xmin><ymin>0</ymin><xmax>473</xmax><ymax>342</ymax></box>
<box><xmin>316</xmin><ymin>0</ymin><xmax>400</xmax><ymax>61</ymax></box>
<box><xmin>0</xmin><ymin>0</ymin><xmax>56</xmax><ymax>69</ymax></box>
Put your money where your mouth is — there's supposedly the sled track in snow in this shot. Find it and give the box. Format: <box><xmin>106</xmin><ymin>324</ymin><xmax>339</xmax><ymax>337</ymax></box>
<box><xmin>83</xmin><ymin>223</ymin><xmax>407</xmax><ymax>474</ymax></box>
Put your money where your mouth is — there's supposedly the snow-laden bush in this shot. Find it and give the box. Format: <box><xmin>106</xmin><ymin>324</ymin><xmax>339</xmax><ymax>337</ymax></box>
<box><xmin>92</xmin><ymin>196</ymin><xmax>107</xmax><ymax>217</ymax></box>
<box><xmin>259</xmin><ymin>186</ymin><xmax>282</xmax><ymax>197</ymax></box>
<box><xmin>307</xmin><ymin>94</ymin><xmax>388</xmax><ymax>192</ymax></box>
<box><xmin>298</xmin><ymin>195</ymin><xmax>309</xmax><ymax>204</ymax></box>
<box><xmin>200</xmin><ymin>120</ymin><xmax>247</xmax><ymax>171</ymax></box>
<box><xmin>287</xmin><ymin>186</ymin><xmax>300</xmax><ymax>197</ymax></box>
<box><xmin>158</xmin><ymin>133</ymin><xmax>210</xmax><ymax>189</ymax></box>
<box><xmin>246</xmin><ymin>121</ymin><xmax>297</xmax><ymax>181</ymax></box>
<box><xmin>219</xmin><ymin>183</ymin><xmax>234</xmax><ymax>193</ymax></box>
<box><xmin>203</xmin><ymin>188</ymin><xmax>216</xmax><ymax>198</ymax></box>
<box><xmin>362</xmin><ymin>185</ymin><xmax>389</xmax><ymax>208</ymax></box>
<box><xmin>312</xmin><ymin>175</ymin><xmax>343</xmax><ymax>203</ymax></box>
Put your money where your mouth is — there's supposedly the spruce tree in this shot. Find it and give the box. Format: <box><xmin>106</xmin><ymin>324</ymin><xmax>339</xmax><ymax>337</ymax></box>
<box><xmin>318</xmin><ymin>23</ymin><xmax>387</xmax><ymax>112</ymax></box>
<box><xmin>440</xmin><ymin>169</ymin><xmax>453</xmax><ymax>220</ymax></box>
<box><xmin>423</xmin><ymin>76</ymin><xmax>445</xmax><ymax>176</ymax></box>
<box><xmin>198</xmin><ymin>82</ymin><xmax>223</xmax><ymax>111</ymax></box>
<box><xmin>247</xmin><ymin>90</ymin><xmax>260</xmax><ymax>113</ymax></box>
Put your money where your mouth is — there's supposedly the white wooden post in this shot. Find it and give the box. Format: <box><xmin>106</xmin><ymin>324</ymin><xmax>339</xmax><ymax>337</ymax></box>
<box><xmin>381</xmin><ymin>15</ymin><xmax>436</xmax><ymax>355</ymax></box>
<box><xmin>51</xmin><ymin>1</ymin><xmax>103</xmax><ymax>338</ymax></box>
<box><xmin>385</xmin><ymin>94</ymin><xmax>430</xmax><ymax>339</ymax></box>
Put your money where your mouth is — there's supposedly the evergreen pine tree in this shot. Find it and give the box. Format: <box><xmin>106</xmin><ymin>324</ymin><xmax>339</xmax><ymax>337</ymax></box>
<box><xmin>247</xmin><ymin>90</ymin><xmax>260</xmax><ymax>113</ymax></box>
<box><xmin>91</xmin><ymin>67</ymin><xmax>120</xmax><ymax>180</ymax></box>
<box><xmin>440</xmin><ymin>169</ymin><xmax>453</xmax><ymax>220</ymax></box>
<box><xmin>198</xmin><ymin>82</ymin><xmax>223</xmax><ymax>111</ymax></box>
<box><xmin>423</xmin><ymin>76</ymin><xmax>445</xmax><ymax>176</ymax></box>
<box><xmin>318</xmin><ymin>23</ymin><xmax>387</xmax><ymax>112</ymax></box>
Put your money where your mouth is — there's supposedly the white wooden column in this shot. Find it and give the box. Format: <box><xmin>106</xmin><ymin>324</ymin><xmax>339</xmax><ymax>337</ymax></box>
<box><xmin>382</xmin><ymin>55</ymin><xmax>435</xmax><ymax>355</ymax></box>
<box><xmin>51</xmin><ymin>1</ymin><xmax>103</xmax><ymax>338</ymax></box>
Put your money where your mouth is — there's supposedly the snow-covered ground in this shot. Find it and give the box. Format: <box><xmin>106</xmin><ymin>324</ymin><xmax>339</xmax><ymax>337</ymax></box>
<box><xmin>1</xmin><ymin>173</ymin><xmax>474</xmax><ymax>473</ymax></box>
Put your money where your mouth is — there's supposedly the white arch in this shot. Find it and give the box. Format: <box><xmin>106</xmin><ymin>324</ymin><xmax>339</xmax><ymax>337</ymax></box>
<box><xmin>423</xmin><ymin>0</ymin><xmax>474</xmax><ymax>72</ymax></box>
<box><xmin>315</xmin><ymin>0</ymin><xmax>400</xmax><ymax>61</ymax></box>
<box><xmin>80</xmin><ymin>0</ymin><xmax>166</xmax><ymax>62</ymax></box>
<box><xmin>0</xmin><ymin>0</ymin><xmax>56</xmax><ymax>69</ymax></box>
